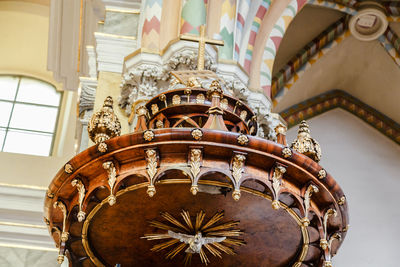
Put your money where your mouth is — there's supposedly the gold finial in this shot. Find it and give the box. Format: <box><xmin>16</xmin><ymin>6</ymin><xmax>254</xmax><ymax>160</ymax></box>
<box><xmin>290</xmin><ymin>120</ymin><xmax>321</xmax><ymax>162</ymax></box>
<box><xmin>180</xmin><ymin>25</ymin><xmax>224</xmax><ymax>71</ymax></box>
<box><xmin>88</xmin><ymin>96</ymin><xmax>121</xmax><ymax>152</ymax></box>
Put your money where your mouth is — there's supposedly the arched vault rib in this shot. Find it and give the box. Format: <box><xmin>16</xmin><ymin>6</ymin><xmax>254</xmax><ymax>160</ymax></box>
<box><xmin>280</xmin><ymin>90</ymin><xmax>400</xmax><ymax>145</ymax></box>
<box><xmin>255</xmin><ymin>0</ymin><xmax>357</xmax><ymax>96</ymax></box>
<box><xmin>271</xmin><ymin>16</ymin><xmax>348</xmax><ymax>104</ymax></box>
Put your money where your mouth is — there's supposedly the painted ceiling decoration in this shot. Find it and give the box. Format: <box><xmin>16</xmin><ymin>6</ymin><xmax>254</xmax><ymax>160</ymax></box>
<box><xmin>267</xmin><ymin>0</ymin><xmax>400</xmax><ymax>106</ymax></box>
<box><xmin>260</xmin><ymin>0</ymin><xmax>400</xmax><ymax>95</ymax></box>
<box><xmin>379</xmin><ymin>26</ymin><xmax>400</xmax><ymax>66</ymax></box>
<box><xmin>271</xmin><ymin>16</ymin><xmax>348</xmax><ymax>103</ymax></box>
<box><xmin>280</xmin><ymin>90</ymin><xmax>400</xmax><ymax>145</ymax></box>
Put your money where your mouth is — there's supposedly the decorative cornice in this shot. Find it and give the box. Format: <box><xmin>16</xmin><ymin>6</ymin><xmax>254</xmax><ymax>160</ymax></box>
<box><xmin>280</xmin><ymin>90</ymin><xmax>400</xmax><ymax>145</ymax></box>
<box><xmin>0</xmin><ymin>184</ymin><xmax>54</xmax><ymax>250</ymax></box>
<box><xmin>94</xmin><ymin>32</ymin><xmax>137</xmax><ymax>73</ymax></box>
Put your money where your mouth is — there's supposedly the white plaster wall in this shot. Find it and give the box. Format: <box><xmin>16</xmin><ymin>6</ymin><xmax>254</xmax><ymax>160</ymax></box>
<box><xmin>286</xmin><ymin>109</ymin><xmax>400</xmax><ymax>267</ymax></box>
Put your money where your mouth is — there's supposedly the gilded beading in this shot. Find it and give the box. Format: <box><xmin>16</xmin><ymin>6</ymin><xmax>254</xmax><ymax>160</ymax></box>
<box><xmin>191</xmin><ymin>129</ymin><xmax>203</xmax><ymax>140</ymax></box>
<box><xmin>237</xmin><ymin>134</ymin><xmax>249</xmax><ymax>146</ymax></box>
<box><xmin>318</xmin><ymin>169</ymin><xmax>327</xmax><ymax>179</ymax></box>
<box><xmin>143</xmin><ymin>130</ymin><xmax>155</xmax><ymax>141</ymax></box>
<box><xmin>64</xmin><ymin>163</ymin><xmax>73</xmax><ymax>174</ymax></box>
<box><xmin>282</xmin><ymin>147</ymin><xmax>292</xmax><ymax>158</ymax></box>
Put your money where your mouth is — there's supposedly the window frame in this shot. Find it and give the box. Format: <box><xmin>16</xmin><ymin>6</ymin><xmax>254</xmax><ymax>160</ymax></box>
<box><xmin>0</xmin><ymin>75</ymin><xmax>63</xmax><ymax>156</ymax></box>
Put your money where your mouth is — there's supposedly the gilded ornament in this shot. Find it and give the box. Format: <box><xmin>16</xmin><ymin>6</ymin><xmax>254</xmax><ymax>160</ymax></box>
<box><xmin>282</xmin><ymin>147</ymin><xmax>292</xmax><ymax>158</ymax></box>
<box><xmin>189</xmin><ymin>149</ymin><xmax>202</xmax><ymax>195</ymax></box>
<box><xmin>318</xmin><ymin>169</ymin><xmax>327</xmax><ymax>179</ymax></box>
<box><xmin>159</xmin><ymin>94</ymin><xmax>168</xmax><ymax>108</ymax></box>
<box><xmin>53</xmin><ymin>201</ymin><xmax>68</xmax><ymax>240</ymax></box>
<box><xmin>343</xmin><ymin>224</ymin><xmax>350</xmax><ymax>232</ymax></box>
<box><xmin>87</xmin><ymin>96</ymin><xmax>121</xmax><ymax>153</ymax></box>
<box><xmin>206</xmin><ymin>80</ymin><xmax>223</xmax><ymax>99</ymax></box>
<box><xmin>323</xmin><ymin>232</ymin><xmax>341</xmax><ymax>267</ymax></box>
<box><xmin>233</xmin><ymin>101</ymin><xmax>242</xmax><ymax>113</ymax></box>
<box><xmin>142</xmin><ymin>210</ymin><xmax>244</xmax><ymax>265</ymax></box>
<box><xmin>151</xmin><ymin>104</ymin><xmax>159</xmax><ymax>115</ymax></box>
<box><xmin>44</xmin><ymin>217</ymin><xmax>50</xmax><ymax>226</ymax></box>
<box><xmin>146</xmin><ymin>149</ymin><xmax>158</xmax><ymax>197</ymax></box>
<box><xmin>47</xmin><ymin>190</ymin><xmax>54</xmax><ymax>199</ymax></box>
<box><xmin>136</xmin><ymin>105</ymin><xmax>148</xmax><ymax>116</ymax></box>
<box><xmin>156</xmin><ymin>120</ymin><xmax>164</xmax><ymax>129</ymax></box>
<box><xmin>237</xmin><ymin>134</ymin><xmax>249</xmax><ymax>146</ymax></box>
<box><xmin>240</xmin><ymin>110</ymin><xmax>247</xmax><ymax>121</ymax></box>
<box><xmin>71</xmin><ymin>178</ymin><xmax>86</xmax><ymax>222</ymax></box>
<box><xmin>143</xmin><ymin>130</ymin><xmax>155</xmax><ymax>141</ymax></box>
<box><xmin>187</xmin><ymin>77</ymin><xmax>201</xmax><ymax>88</ymax></box>
<box><xmin>274</xmin><ymin>123</ymin><xmax>287</xmax><ymax>135</ymax></box>
<box><xmin>196</xmin><ymin>93</ymin><xmax>205</xmax><ymax>104</ymax></box>
<box><xmin>338</xmin><ymin>196</ymin><xmax>346</xmax><ymax>206</ymax></box>
<box><xmin>290</xmin><ymin>120</ymin><xmax>321</xmax><ymax>162</ymax></box>
<box><xmin>172</xmin><ymin>95</ymin><xmax>181</xmax><ymax>105</ymax></box>
<box><xmin>103</xmin><ymin>161</ymin><xmax>117</xmax><ymax>206</ymax></box>
<box><xmin>321</xmin><ymin>208</ymin><xmax>337</xmax><ymax>250</ymax></box>
<box><xmin>184</xmin><ymin>88</ymin><xmax>192</xmax><ymax>103</ymax></box>
<box><xmin>271</xmin><ymin>165</ymin><xmax>286</xmax><ymax>210</ymax></box>
<box><xmin>191</xmin><ymin>129</ymin><xmax>203</xmax><ymax>140</ymax></box>
<box><xmin>302</xmin><ymin>184</ymin><xmax>319</xmax><ymax>226</ymax></box>
<box><xmin>232</xmin><ymin>154</ymin><xmax>246</xmax><ymax>201</ymax></box>
<box><xmin>97</xmin><ymin>142</ymin><xmax>107</xmax><ymax>153</ymax></box>
<box><xmin>220</xmin><ymin>98</ymin><xmax>228</xmax><ymax>110</ymax></box>
<box><xmin>53</xmin><ymin>200</ymin><xmax>69</xmax><ymax>264</ymax></box>
<box><xmin>64</xmin><ymin>163</ymin><xmax>73</xmax><ymax>174</ymax></box>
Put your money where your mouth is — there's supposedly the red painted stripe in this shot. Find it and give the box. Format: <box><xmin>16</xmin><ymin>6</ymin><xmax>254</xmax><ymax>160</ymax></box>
<box><xmin>142</xmin><ymin>16</ymin><xmax>161</xmax><ymax>35</ymax></box>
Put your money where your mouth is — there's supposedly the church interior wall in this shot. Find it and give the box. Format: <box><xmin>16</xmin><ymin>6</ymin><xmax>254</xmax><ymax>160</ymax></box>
<box><xmin>287</xmin><ymin>109</ymin><xmax>400</xmax><ymax>267</ymax></box>
<box><xmin>0</xmin><ymin>1</ymin><xmax>77</xmax><ymax>187</ymax></box>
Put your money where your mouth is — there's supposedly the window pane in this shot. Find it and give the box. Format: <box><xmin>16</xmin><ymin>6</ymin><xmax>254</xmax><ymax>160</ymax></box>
<box><xmin>17</xmin><ymin>77</ymin><xmax>60</xmax><ymax>106</ymax></box>
<box><xmin>3</xmin><ymin>129</ymin><xmax>52</xmax><ymax>156</ymax></box>
<box><xmin>0</xmin><ymin>101</ymin><xmax>13</xmax><ymax>127</ymax></box>
<box><xmin>9</xmin><ymin>103</ymin><xmax>58</xmax><ymax>132</ymax></box>
<box><xmin>0</xmin><ymin>76</ymin><xmax>19</xmax><ymax>101</ymax></box>
<box><xmin>0</xmin><ymin>128</ymin><xmax>5</xmax><ymax>149</ymax></box>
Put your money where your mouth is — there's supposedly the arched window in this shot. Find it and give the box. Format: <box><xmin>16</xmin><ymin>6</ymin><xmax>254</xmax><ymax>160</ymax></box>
<box><xmin>0</xmin><ymin>75</ymin><xmax>61</xmax><ymax>156</ymax></box>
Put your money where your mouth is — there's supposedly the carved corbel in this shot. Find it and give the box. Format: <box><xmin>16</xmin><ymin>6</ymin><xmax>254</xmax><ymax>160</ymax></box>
<box><xmin>320</xmin><ymin>208</ymin><xmax>338</xmax><ymax>250</ymax></box>
<box><xmin>145</xmin><ymin>149</ymin><xmax>159</xmax><ymax>197</ymax></box>
<box><xmin>302</xmin><ymin>184</ymin><xmax>319</xmax><ymax>226</ymax></box>
<box><xmin>323</xmin><ymin>232</ymin><xmax>342</xmax><ymax>267</ymax></box>
<box><xmin>231</xmin><ymin>153</ymin><xmax>246</xmax><ymax>201</ymax></box>
<box><xmin>270</xmin><ymin>164</ymin><xmax>287</xmax><ymax>210</ymax></box>
<box><xmin>103</xmin><ymin>161</ymin><xmax>118</xmax><ymax>206</ymax></box>
<box><xmin>71</xmin><ymin>178</ymin><xmax>86</xmax><ymax>222</ymax></box>
<box><xmin>53</xmin><ymin>200</ymin><xmax>68</xmax><ymax>264</ymax></box>
<box><xmin>188</xmin><ymin>148</ymin><xmax>202</xmax><ymax>195</ymax></box>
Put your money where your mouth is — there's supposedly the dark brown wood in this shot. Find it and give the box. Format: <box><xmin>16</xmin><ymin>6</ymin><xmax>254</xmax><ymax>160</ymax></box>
<box><xmin>45</xmin><ymin>86</ymin><xmax>348</xmax><ymax>267</ymax></box>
